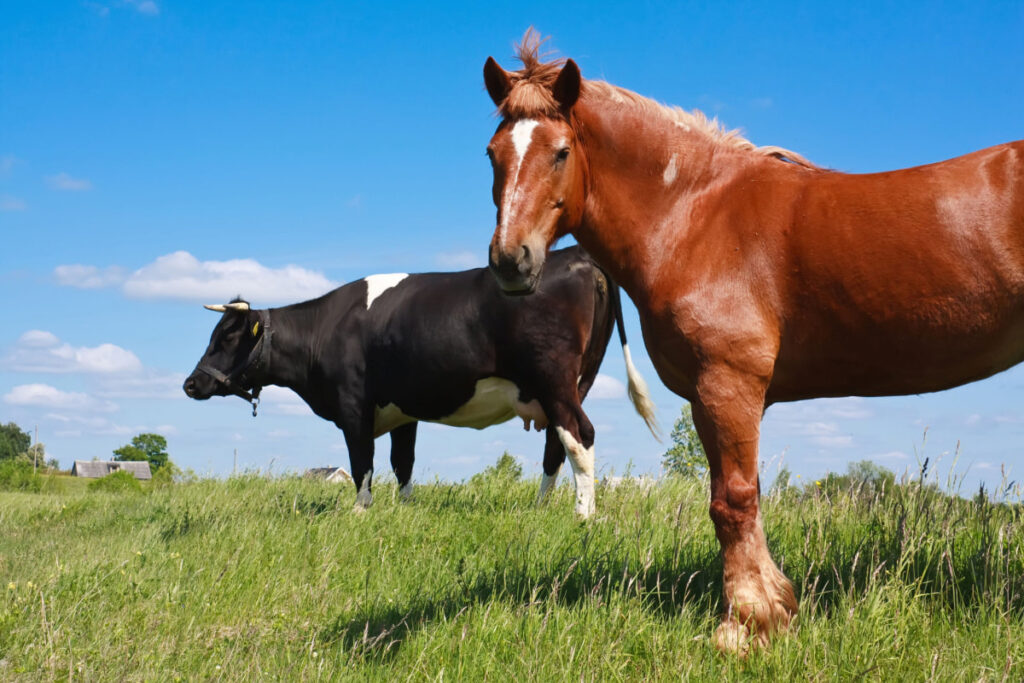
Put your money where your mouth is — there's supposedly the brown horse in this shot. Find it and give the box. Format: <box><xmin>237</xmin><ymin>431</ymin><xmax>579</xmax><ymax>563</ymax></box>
<box><xmin>481</xmin><ymin>33</ymin><xmax>1024</xmax><ymax>653</ymax></box>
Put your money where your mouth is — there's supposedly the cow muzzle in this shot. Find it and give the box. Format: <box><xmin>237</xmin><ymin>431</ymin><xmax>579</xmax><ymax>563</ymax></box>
<box><xmin>489</xmin><ymin>242</ymin><xmax>543</xmax><ymax>295</ymax></box>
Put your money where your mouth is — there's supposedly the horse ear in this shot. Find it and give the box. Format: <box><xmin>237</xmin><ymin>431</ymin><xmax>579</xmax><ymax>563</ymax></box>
<box><xmin>484</xmin><ymin>57</ymin><xmax>512</xmax><ymax>107</ymax></box>
<box><xmin>552</xmin><ymin>59</ymin><xmax>581</xmax><ymax>109</ymax></box>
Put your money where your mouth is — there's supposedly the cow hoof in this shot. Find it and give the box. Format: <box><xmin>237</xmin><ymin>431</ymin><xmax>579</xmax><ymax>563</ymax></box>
<box><xmin>574</xmin><ymin>501</ymin><xmax>595</xmax><ymax>519</ymax></box>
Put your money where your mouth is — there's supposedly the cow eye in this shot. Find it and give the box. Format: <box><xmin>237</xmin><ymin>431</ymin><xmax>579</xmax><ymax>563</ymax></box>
<box><xmin>555</xmin><ymin>147</ymin><xmax>570</xmax><ymax>163</ymax></box>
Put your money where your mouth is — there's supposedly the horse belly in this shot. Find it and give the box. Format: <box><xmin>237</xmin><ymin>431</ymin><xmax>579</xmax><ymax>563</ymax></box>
<box><xmin>773</xmin><ymin>304</ymin><xmax>1024</xmax><ymax>400</ymax></box>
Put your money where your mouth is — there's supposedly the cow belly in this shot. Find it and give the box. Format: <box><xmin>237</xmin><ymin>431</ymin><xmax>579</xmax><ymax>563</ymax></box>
<box><xmin>374</xmin><ymin>378</ymin><xmax>548</xmax><ymax>437</ymax></box>
<box><xmin>438</xmin><ymin>377</ymin><xmax>547</xmax><ymax>430</ymax></box>
<box><xmin>373</xmin><ymin>404</ymin><xmax>417</xmax><ymax>438</ymax></box>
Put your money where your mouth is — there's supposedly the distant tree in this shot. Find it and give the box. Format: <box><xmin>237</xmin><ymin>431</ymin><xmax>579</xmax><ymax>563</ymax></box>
<box><xmin>662</xmin><ymin>405</ymin><xmax>707</xmax><ymax>478</ymax></box>
<box><xmin>0</xmin><ymin>422</ymin><xmax>31</xmax><ymax>461</ymax></box>
<box><xmin>818</xmin><ymin>459</ymin><xmax>895</xmax><ymax>497</ymax></box>
<box><xmin>769</xmin><ymin>466</ymin><xmax>796</xmax><ymax>496</ymax></box>
<box><xmin>472</xmin><ymin>452</ymin><xmax>523</xmax><ymax>485</ymax></box>
<box><xmin>25</xmin><ymin>442</ymin><xmax>46</xmax><ymax>469</ymax></box>
<box><xmin>114</xmin><ymin>433</ymin><xmax>169</xmax><ymax>471</ymax></box>
<box><xmin>487</xmin><ymin>452</ymin><xmax>523</xmax><ymax>480</ymax></box>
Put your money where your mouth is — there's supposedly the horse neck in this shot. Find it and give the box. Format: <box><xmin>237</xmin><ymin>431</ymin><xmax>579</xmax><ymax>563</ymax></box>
<box><xmin>571</xmin><ymin>98</ymin><xmax>727</xmax><ymax>298</ymax></box>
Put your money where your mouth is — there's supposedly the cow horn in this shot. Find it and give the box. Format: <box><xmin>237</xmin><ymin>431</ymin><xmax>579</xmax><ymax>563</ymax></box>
<box><xmin>225</xmin><ymin>302</ymin><xmax>251</xmax><ymax>311</ymax></box>
<box><xmin>204</xmin><ymin>304</ymin><xmax>228</xmax><ymax>312</ymax></box>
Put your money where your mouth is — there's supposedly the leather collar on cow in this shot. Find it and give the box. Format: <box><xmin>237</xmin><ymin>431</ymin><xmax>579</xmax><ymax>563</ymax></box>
<box><xmin>196</xmin><ymin>309</ymin><xmax>272</xmax><ymax>416</ymax></box>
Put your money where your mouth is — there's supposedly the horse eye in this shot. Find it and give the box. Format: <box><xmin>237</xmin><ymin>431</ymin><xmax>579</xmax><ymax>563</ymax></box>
<box><xmin>485</xmin><ymin>148</ymin><xmax>496</xmax><ymax>162</ymax></box>
<box><xmin>555</xmin><ymin>147</ymin><xmax>570</xmax><ymax>163</ymax></box>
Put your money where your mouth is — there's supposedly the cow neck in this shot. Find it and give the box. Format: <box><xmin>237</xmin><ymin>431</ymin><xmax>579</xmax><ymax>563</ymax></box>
<box><xmin>258</xmin><ymin>304</ymin><xmax>318</xmax><ymax>397</ymax></box>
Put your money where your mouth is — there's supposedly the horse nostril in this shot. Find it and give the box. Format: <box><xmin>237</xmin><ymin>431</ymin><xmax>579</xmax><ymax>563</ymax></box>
<box><xmin>520</xmin><ymin>244</ymin><xmax>532</xmax><ymax>268</ymax></box>
<box><xmin>183</xmin><ymin>378</ymin><xmax>195</xmax><ymax>396</ymax></box>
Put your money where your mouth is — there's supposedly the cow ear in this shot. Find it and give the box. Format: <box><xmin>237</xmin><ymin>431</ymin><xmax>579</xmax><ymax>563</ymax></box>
<box><xmin>484</xmin><ymin>57</ymin><xmax>512</xmax><ymax>107</ymax></box>
<box><xmin>552</xmin><ymin>59</ymin><xmax>581</xmax><ymax>110</ymax></box>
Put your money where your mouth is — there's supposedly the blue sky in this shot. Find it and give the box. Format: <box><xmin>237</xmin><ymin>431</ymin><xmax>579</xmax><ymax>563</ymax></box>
<box><xmin>2</xmin><ymin>1</ymin><xmax>1023</xmax><ymax>491</ymax></box>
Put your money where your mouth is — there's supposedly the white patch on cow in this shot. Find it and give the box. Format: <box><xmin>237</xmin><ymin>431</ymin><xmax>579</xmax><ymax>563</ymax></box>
<box><xmin>364</xmin><ymin>273</ymin><xmax>408</xmax><ymax>310</ymax></box>
<box><xmin>437</xmin><ymin>377</ymin><xmax>547</xmax><ymax>431</ymax></box>
<box><xmin>354</xmin><ymin>469</ymin><xmax>373</xmax><ymax>511</ymax></box>
<box><xmin>372</xmin><ymin>378</ymin><xmax>547</xmax><ymax>438</ymax></box>
<box><xmin>536</xmin><ymin>466</ymin><xmax>561</xmax><ymax>506</ymax></box>
<box><xmin>555</xmin><ymin>426</ymin><xmax>596</xmax><ymax>518</ymax></box>
<box><xmin>663</xmin><ymin>153</ymin><xmax>678</xmax><ymax>186</ymax></box>
<box><xmin>373</xmin><ymin>403</ymin><xmax>416</xmax><ymax>438</ymax></box>
<box><xmin>498</xmin><ymin>119</ymin><xmax>539</xmax><ymax>247</ymax></box>
<box><xmin>399</xmin><ymin>481</ymin><xmax>413</xmax><ymax>500</ymax></box>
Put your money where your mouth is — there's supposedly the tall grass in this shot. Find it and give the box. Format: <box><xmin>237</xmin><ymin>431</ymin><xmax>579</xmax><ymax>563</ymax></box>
<box><xmin>0</xmin><ymin>465</ymin><xmax>1021</xmax><ymax>680</ymax></box>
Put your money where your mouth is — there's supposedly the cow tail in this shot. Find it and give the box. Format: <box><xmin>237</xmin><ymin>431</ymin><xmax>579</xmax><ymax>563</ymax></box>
<box><xmin>609</xmin><ymin>281</ymin><xmax>661</xmax><ymax>439</ymax></box>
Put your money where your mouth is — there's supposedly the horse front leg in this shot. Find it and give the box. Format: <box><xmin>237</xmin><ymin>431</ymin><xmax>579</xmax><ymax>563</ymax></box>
<box><xmin>691</xmin><ymin>365</ymin><xmax>796</xmax><ymax>654</ymax></box>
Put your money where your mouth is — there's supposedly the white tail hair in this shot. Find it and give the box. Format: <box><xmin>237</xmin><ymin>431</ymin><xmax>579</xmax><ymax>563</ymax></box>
<box><xmin>622</xmin><ymin>343</ymin><xmax>660</xmax><ymax>439</ymax></box>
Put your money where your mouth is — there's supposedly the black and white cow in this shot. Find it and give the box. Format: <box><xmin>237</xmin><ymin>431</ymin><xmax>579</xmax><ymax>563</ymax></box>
<box><xmin>183</xmin><ymin>246</ymin><xmax>657</xmax><ymax>516</ymax></box>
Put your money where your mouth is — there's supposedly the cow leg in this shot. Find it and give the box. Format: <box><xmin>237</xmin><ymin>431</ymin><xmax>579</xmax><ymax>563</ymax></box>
<box><xmin>390</xmin><ymin>422</ymin><xmax>417</xmax><ymax>500</ymax></box>
<box><xmin>547</xmin><ymin>400</ymin><xmax>597</xmax><ymax>518</ymax></box>
<box><xmin>536</xmin><ymin>425</ymin><xmax>565</xmax><ymax>506</ymax></box>
<box><xmin>691</xmin><ymin>365</ymin><xmax>796</xmax><ymax>654</ymax></box>
<box><xmin>344</xmin><ymin>429</ymin><xmax>375</xmax><ymax>512</ymax></box>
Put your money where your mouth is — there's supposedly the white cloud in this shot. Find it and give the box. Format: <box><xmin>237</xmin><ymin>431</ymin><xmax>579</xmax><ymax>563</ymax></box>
<box><xmin>873</xmin><ymin>450</ymin><xmax>910</xmax><ymax>460</ymax></box>
<box><xmin>93</xmin><ymin>370</ymin><xmax>187</xmax><ymax>399</ymax></box>
<box><xmin>589</xmin><ymin>374</ymin><xmax>626</xmax><ymax>400</ymax></box>
<box><xmin>46</xmin><ymin>414</ymin><xmax>177</xmax><ymax>438</ymax></box>
<box><xmin>46</xmin><ymin>172</ymin><xmax>93</xmax><ymax>191</ymax></box>
<box><xmin>0</xmin><ymin>155</ymin><xmax>17</xmax><ymax>177</ymax></box>
<box><xmin>54</xmin><ymin>251</ymin><xmax>338</xmax><ymax>304</ymax></box>
<box><xmin>260</xmin><ymin>386</ymin><xmax>313</xmax><ymax>416</ymax></box>
<box><xmin>124</xmin><ymin>0</ymin><xmax>159</xmax><ymax>14</ymax></box>
<box><xmin>4</xmin><ymin>384</ymin><xmax>117</xmax><ymax>412</ymax></box>
<box><xmin>4</xmin><ymin>330</ymin><xmax>142</xmax><ymax>374</ymax></box>
<box><xmin>54</xmin><ymin>264</ymin><xmax>126</xmax><ymax>289</ymax></box>
<box><xmin>0</xmin><ymin>194</ymin><xmax>27</xmax><ymax>211</ymax></box>
<box><xmin>436</xmin><ymin>250</ymin><xmax>484</xmax><ymax>270</ymax></box>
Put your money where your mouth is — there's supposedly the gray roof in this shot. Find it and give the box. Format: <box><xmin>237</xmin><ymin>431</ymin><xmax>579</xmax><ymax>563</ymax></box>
<box><xmin>304</xmin><ymin>466</ymin><xmax>352</xmax><ymax>483</ymax></box>
<box><xmin>72</xmin><ymin>460</ymin><xmax>152</xmax><ymax>480</ymax></box>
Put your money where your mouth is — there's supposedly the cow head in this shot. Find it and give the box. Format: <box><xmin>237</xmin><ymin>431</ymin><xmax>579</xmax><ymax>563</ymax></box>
<box><xmin>183</xmin><ymin>299</ymin><xmax>268</xmax><ymax>404</ymax></box>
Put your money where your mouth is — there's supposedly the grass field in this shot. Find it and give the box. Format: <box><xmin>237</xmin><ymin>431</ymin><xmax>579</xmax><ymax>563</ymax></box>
<box><xmin>1</xmin><ymin>465</ymin><xmax>1022</xmax><ymax>681</ymax></box>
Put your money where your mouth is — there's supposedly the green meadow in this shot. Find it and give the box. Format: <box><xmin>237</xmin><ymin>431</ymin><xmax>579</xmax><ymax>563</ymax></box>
<box><xmin>1</xmin><ymin>465</ymin><xmax>1022</xmax><ymax>681</ymax></box>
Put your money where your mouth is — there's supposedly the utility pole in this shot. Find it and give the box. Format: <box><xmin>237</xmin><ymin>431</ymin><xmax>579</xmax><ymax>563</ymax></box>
<box><xmin>33</xmin><ymin>425</ymin><xmax>38</xmax><ymax>473</ymax></box>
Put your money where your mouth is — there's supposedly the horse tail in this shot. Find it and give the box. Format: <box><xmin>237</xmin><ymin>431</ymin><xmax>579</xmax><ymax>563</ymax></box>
<box><xmin>609</xmin><ymin>280</ymin><xmax>660</xmax><ymax>439</ymax></box>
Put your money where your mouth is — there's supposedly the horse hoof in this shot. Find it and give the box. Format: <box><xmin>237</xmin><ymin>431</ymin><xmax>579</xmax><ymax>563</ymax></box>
<box><xmin>713</xmin><ymin>620</ymin><xmax>753</xmax><ymax>657</ymax></box>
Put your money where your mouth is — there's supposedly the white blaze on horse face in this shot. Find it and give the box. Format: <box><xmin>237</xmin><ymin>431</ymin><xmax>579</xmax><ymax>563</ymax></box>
<box><xmin>498</xmin><ymin>118</ymin><xmax>540</xmax><ymax>248</ymax></box>
<box><xmin>365</xmin><ymin>273</ymin><xmax>408</xmax><ymax>310</ymax></box>
<box><xmin>555</xmin><ymin>426</ymin><xmax>596</xmax><ymax>518</ymax></box>
<box><xmin>663</xmin><ymin>154</ymin><xmax>678</xmax><ymax>186</ymax></box>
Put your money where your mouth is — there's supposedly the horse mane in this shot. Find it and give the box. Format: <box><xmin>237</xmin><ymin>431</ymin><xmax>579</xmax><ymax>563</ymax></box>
<box><xmin>499</xmin><ymin>29</ymin><xmax>819</xmax><ymax>170</ymax></box>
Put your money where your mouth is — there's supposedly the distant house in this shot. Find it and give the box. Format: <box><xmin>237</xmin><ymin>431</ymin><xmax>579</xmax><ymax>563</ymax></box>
<box><xmin>71</xmin><ymin>460</ymin><xmax>152</xmax><ymax>480</ymax></box>
<box><xmin>304</xmin><ymin>466</ymin><xmax>353</xmax><ymax>484</ymax></box>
